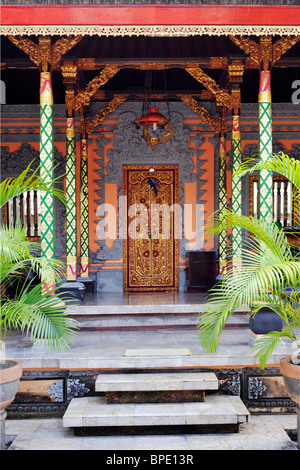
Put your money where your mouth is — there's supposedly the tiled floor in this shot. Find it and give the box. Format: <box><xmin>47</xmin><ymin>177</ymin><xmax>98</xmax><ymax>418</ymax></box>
<box><xmin>5</xmin><ymin>414</ymin><xmax>298</xmax><ymax>450</ymax></box>
<box><xmin>3</xmin><ymin>292</ymin><xmax>300</xmax><ymax>451</ymax></box>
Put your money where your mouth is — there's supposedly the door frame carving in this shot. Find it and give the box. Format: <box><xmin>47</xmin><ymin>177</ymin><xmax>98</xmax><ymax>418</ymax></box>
<box><xmin>123</xmin><ymin>164</ymin><xmax>179</xmax><ymax>292</ymax></box>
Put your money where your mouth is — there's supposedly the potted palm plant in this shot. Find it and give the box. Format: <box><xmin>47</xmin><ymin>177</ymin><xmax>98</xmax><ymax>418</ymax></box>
<box><xmin>0</xmin><ymin>162</ymin><xmax>78</xmax><ymax>449</ymax></box>
<box><xmin>197</xmin><ymin>153</ymin><xmax>300</xmax><ymax>402</ymax></box>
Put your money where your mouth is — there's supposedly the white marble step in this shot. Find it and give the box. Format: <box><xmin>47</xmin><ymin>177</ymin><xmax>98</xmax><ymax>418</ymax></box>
<box><xmin>68</xmin><ymin>312</ymin><xmax>249</xmax><ymax>330</ymax></box>
<box><xmin>63</xmin><ymin>395</ymin><xmax>249</xmax><ymax>429</ymax></box>
<box><xmin>96</xmin><ymin>372</ymin><xmax>218</xmax><ymax>393</ymax></box>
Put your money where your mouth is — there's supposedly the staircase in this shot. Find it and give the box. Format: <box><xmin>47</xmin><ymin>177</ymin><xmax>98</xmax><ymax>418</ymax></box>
<box><xmin>66</xmin><ymin>303</ymin><xmax>249</xmax><ymax>331</ymax></box>
<box><xmin>63</xmin><ymin>349</ymin><xmax>249</xmax><ymax>436</ymax></box>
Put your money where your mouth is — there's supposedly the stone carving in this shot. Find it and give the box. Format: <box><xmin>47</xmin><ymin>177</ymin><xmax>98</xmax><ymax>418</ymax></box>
<box><xmin>105</xmin><ymin>110</ymin><xmax>195</xmax><ymax>186</ymax></box>
<box><xmin>248</xmin><ymin>377</ymin><xmax>267</xmax><ymax>399</ymax></box>
<box><xmin>47</xmin><ymin>378</ymin><xmax>89</xmax><ymax>403</ymax></box>
<box><xmin>95</xmin><ymin>108</ymin><xmax>198</xmax><ymax>261</ymax></box>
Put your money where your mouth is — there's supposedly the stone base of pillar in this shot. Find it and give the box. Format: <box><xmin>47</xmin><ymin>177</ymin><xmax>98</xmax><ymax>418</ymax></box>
<box><xmin>77</xmin><ymin>277</ymin><xmax>95</xmax><ymax>294</ymax></box>
<box><xmin>58</xmin><ymin>281</ymin><xmax>86</xmax><ymax>302</ymax></box>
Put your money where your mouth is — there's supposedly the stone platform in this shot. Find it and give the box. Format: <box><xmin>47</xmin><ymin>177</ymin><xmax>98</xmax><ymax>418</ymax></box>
<box><xmin>63</xmin><ymin>353</ymin><xmax>249</xmax><ymax>436</ymax></box>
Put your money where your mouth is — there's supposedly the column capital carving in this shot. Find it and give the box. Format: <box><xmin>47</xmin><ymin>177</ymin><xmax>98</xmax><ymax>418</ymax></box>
<box><xmin>230</xmin><ymin>35</ymin><xmax>300</xmax><ymax>71</ymax></box>
<box><xmin>8</xmin><ymin>35</ymin><xmax>82</xmax><ymax>72</ymax></box>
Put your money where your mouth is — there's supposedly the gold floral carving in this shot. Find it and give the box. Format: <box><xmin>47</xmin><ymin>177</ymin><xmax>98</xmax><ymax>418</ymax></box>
<box><xmin>143</xmin><ymin>122</ymin><xmax>175</xmax><ymax>151</ymax></box>
<box><xmin>85</xmin><ymin>95</ymin><xmax>127</xmax><ymax>135</ymax></box>
<box><xmin>272</xmin><ymin>35</ymin><xmax>300</xmax><ymax>64</ymax></box>
<box><xmin>50</xmin><ymin>35</ymin><xmax>82</xmax><ymax>69</ymax></box>
<box><xmin>138</xmin><ymin>63</ymin><xmax>167</xmax><ymax>70</ymax></box>
<box><xmin>230</xmin><ymin>35</ymin><xmax>300</xmax><ymax>71</ymax></box>
<box><xmin>210</xmin><ymin>57</ymin><xmax>228</xmax><ymax>69</ymax></box>
<box><xmin>227</xmin><ymin>60</ymin><xmax>244</xmax><ymax>84</ymax></box>
<box><xmin>186</xmin><ymin>67</ymin><xmax>233</xmax><ymax>110</ymax></box>
<box><xmin>229</xmin><ymin>36</ymin><xmax>260</xmax><ymax>68</ymax></box>
<box><xmin>181</xmin><ymin>95</ymin><xmax>220</xmax><ymax>133</ymax></box>
<box><xmin>75</xmin><ymin>65</ymin><xmax>120</xmax><ymax>110</ymax></box>
<box><xmin>123</xmin><ymin>165</ymin><xmax>179</xmax><ymax>292</ymax></box>
<box><xmin>61</xmin><ymin>62</ymin><xmax>78</xmax><ymax>81</ymax></box>
<box><xmin>65</xmin><ymin>89</ymin><xmax>76</xmax><ymax>118</ymax></box>
<box><xmin>8</xmin><ymin>35</ymin><xmax>82</xmax><ymax>72</ymax></box>
<box><xmin>77</xmin><ymin>58</ymin><xmax>97</xmax><ymax>70</ymax></box>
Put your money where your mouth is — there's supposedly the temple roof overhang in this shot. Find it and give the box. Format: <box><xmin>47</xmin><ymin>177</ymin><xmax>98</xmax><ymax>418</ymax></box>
<box><xmin>1</xmin><ymin>4</ymin><xmax>300</xmax><ymax>105</ymax></box>
<box><xmin>1</xmin><ymin>4</ymin><xmax>300</xmax><ymax>36</ymax></box>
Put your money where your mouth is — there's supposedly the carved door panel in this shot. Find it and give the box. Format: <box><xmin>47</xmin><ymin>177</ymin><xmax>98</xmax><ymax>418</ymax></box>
<box><xmin>123</xmin><ymin>165</ymin><xmax>179</xmax><ymax>291</ymax></box>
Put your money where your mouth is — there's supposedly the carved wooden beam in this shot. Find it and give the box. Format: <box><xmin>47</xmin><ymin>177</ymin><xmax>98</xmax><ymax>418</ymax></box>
<box><xmin>85</xmin><ymin>95</ymin><xmax>127</xmax><ymax>135</ymax></box>
<box><xmin>181</xmin><ymin>94</ymin><xmax>220</xmax><ymax>134</ymax></box>
<box><xmin>185</xmin><ymin>66</ymin><xmax>236</xmax><ymax>111</ymax></box>
<box><xmin>3</xmin><ymin>55</ymin><xmax>300</xmax><ymax>71</ymax></box>
<box><xmin>74</xmin><ymin>64</ymin><xmax>120</xmax><ymax>111</ymax></box>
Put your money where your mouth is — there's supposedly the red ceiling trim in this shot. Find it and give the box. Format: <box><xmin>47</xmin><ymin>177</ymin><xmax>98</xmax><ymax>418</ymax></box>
<box><xmin>1</xmin><ymin>5</ymin><xmax>300</xmax><ymax>27</ymax></box>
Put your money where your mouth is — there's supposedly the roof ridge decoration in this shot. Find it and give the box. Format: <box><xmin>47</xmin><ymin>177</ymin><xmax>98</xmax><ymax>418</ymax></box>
<box><xmin>2</xmin><ymin>25</ymin><xmax>300</xmax><ymax>36</ymax></box>
<box><xmin>2</xmin><ymin>4</ymin><xmax>300</xmax><ymax>36</ymax></box>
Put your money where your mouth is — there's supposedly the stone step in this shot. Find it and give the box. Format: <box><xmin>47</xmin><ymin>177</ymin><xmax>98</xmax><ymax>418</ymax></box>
<box><xmin>66</xmin><ymin>311</ymin><xmax>249</xmax><ymax>330</ymax></box>
<box><xmin>96</xmin><ymin>372</ymin><xmax>219</xmax><ymax>393</ymax></box>
<box><xmin>63</xmin><ymin>395</ymin><xmax>250</xmax><ymax>432</ymax></box>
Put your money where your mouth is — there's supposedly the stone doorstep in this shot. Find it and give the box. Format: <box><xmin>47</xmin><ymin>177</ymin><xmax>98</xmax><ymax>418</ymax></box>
<box><xmin>95</xmin><ymin>372</ymin><xmax>219</xmax><ymax>393</ymax></box>
<box><xmin>62</xmin><ymin>395</ymin><xmax>250</xmax><ymax>429</ymax></box>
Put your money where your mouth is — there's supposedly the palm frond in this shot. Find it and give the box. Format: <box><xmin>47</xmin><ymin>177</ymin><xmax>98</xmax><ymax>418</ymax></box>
<box><xmin>251</xmin><ymin>328</ymin><xmax>297</xmax><ymax>369</ymax></box>
<box><xmin>0</xmin><ymin>161</ymin><xmax>66</xmax><ymax>209</ymax></box>
<box><xmin>233</xmin><ymin>152</ymin><xmax>300</xmax><ymax>192</ymax></box>
<box><xmin>1</xmin><ymin>284</ymin><xmax>78</xmax><ymax>350</ymax></box>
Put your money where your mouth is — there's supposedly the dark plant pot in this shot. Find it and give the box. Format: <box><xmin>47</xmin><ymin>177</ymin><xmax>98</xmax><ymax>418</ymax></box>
<box><xmin>249</xmin><ymin>307</ymin><xmax>283</xmax><ymax>335</ymax></box>
<box><xmin>0</xmin><ymin>360</ymin><xmax>22</xmax><ymax>450</ymax></box>
<box><xmin>280</xmin><ymin>356</ymin><xmax>300</xmax><ymax>405</ymax></box>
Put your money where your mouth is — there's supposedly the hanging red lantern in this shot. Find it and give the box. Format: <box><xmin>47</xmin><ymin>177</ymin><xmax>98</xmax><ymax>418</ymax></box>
<box><xmin>140</xmin><ymin>107</ymin><xmax>168</xmax><ymax>130</ymax></box>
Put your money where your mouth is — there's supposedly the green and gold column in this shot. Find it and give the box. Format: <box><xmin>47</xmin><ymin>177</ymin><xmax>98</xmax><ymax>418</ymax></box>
<box><xmin>228</xmin><ymin>61</ymin><xmax>244</xmax><ymax>273</ymax></box>
<box><xmin>40</xmin><ymin>69</ymin><xmax>55</xmax><ymax>288</ymax></box>
<box><xmin>217</xmin><ymin>106</ymin><xmax>228</xmax><ymax>275</ymax></box>
<box><xmin>62</xmin><ymin>61</ymin><xmax>78</xmax><ymax>281</ymax></box>
<box><xmin>231</xmin><ymin>108</ymin><xmax>243</xmax><ymax>272</ymax></box>
<box><xmin>258</xmin><ymin>67</ymin><xmax>273</xmax><ymax>222</ymax></box>
<box><xmin>80</xmin><ymin>136</ymin><xmax>90</xmax><ymax>277</ymax></box>
<box><xmin>65</xmin><ymin>114</ymin><xmax>77</xmax><ymax>280</ymax></box>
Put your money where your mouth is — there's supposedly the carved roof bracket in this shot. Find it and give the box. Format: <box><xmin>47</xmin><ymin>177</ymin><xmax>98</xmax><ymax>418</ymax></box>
<box><xmin>74</xmin><ymin>64</ymin><xmax>120</xmax><ymax>111</ymax></box>
<box><xmin>185</xmin><ymin>66</ymin><xmax>234</xmax><ymax>111</ymax></box>
<box><xmin>8</xmin><ymin>35</ymin><xmax>82</xmax><ymax>72</ymax></box>
<box><xmin>85</xmin><ymin>94</ymin><xmax>127</xmax><ymax>135</ymax></box>
<box><xmin>229</xmin><ymin>35</ymin><xmax>300</xmax><ymax>71</ymax></box>
<box><xmin>181</xmin><ymin>94</ymin><xmax>221</xmax><ymax>134</ymax></box>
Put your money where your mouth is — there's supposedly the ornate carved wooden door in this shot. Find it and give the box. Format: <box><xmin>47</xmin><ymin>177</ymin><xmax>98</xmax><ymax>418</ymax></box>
<box><xmin>123</xmin><ymin>165</ymin><xmax>179</xmax><ymax>291</ymax></box>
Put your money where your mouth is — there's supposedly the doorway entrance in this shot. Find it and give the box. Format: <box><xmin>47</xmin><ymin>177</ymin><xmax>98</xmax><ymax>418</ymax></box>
<box><xmin>123</xmin><ymin>165</ymin><xmax>179</xmax><ymax>291</ymax></box>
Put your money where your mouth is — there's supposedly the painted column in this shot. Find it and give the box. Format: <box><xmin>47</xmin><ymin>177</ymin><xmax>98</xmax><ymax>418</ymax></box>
<box><xmin>39</xmin><ymin>71</ymin><xmax>55</xmax><ymax>288</ymax></box>
<box><xmin>258</xmin><ymin>69</ymin><xmax>273</xmax><ymax>222</ymax></box>
<box><xmin>66</xmin><ymin>115</ymin><xmax>77</xmax><ymax>280</ymax></box>
<box><xmin>231</xmin><ymin>106</ymin><xmax>242</xmax><ymax>272</ymax></box>
<box><xmin>218</xmin><ymin>107</ymin><xmax>227</xmax><ymax>275</ymax></box>
<box><xmin>80</xmin><ymin>138</ymin><xmax>89</xmax><ymax>277</ymax></box>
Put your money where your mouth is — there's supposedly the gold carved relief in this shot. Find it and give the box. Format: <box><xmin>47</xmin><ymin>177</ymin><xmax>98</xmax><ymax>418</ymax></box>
<box><xmin>181</xmin><ymin>95</ymin><xmax>221</xmax><ymax>133</ymax></box>
<box><xmin>85</xmin><ymin>95</ymin><xmax>127</xmax><ymax>135</ymax></box>
<box><xmin>230</xmin><ymin>35</ymin><xmax>300</xmax><ymax>71</ymax></box>
<box><xmin>123</xmin><ymin>165</ymin><xmax>179</xmax><ymax>292</ymax></box>
<box><xmin>8</xmin><ymin>35</ymin><xmax>81</xmax><ymax>72</ymax></box>
<box><xmin>186</xmin><ymin>67</ymin><xmax>233</xmax><ymax>110</ymax></box>
<box><xmin>75</xmin><ymin>65</ymin><xmax>120</xmax><ymax>110</ymax></box>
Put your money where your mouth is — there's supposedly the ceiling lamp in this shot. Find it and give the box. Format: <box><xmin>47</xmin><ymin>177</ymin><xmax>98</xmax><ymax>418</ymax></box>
<box><xmin>139</xmin><ymin>71</ymin><xmax>175</xmax><ymax>151</ymax></box>
<box><xmin>140</xmin><ymin>107</ymin><xmax>168</xmax><ymax>130</ymax></box>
